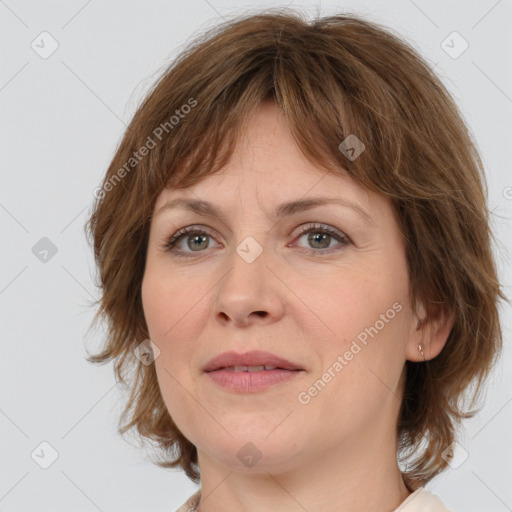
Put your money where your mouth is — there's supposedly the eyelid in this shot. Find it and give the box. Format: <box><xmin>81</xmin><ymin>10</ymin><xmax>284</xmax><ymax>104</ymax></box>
<box><xmin>292</xmin><ymin>223</ymin><xmax>351</xmax><ymax>245</ymax></box>
<box><xmin>288</xmin><ymin>224</ymin><xmax>351</xmax><ymax>255</ymax></box>
<box><xmin>161</xmin><ymin>225</ymin><xmax>220</xmax><ymax>251</ymax></box>
<box><xmin>162</xmin><ymin>222</ymin><xmax>352</xmax><ymax>257</ymax></box>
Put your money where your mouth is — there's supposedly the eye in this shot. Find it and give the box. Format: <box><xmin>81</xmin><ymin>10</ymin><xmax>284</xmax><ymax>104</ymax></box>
<box><xmin>162</xmin><ymin>222</ymin><xmax>351</xmax><ymax>258</ymax></box>
<box><xmin>163</xmin><ymin>226</ymin><xmax>221</xmax><ymax>258</ymax></box>
<box><xmin>292</xmin><ymin>223</ymin><xmax>351</xmax><ymax>254</ymax></box>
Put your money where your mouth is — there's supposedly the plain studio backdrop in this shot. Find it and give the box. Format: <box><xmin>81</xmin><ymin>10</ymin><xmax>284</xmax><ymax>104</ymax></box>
<box><xmin>1</xmin><ymin>1</ymin><xmax>511</xmax><ymax>511</ymax></box>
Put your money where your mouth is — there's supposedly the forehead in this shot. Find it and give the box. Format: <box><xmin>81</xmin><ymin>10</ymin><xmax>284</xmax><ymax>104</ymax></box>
<box><xmin>154</xmin><ymin>102</ymin><xmax>374</xmax><ymax>213</ymax></box>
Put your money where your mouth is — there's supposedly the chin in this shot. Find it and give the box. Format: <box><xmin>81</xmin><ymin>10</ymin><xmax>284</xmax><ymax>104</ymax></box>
<box><xmin>197</xmin><ymin>429</ymin><xmax>306</xmax><ymax>474</ymax></box>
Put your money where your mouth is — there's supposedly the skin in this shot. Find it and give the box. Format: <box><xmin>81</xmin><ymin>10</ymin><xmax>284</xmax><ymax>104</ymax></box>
<box><xmin>141</xmin><ymin>101</ymin><xmax>454</xmax><ymax>512</ymax></box>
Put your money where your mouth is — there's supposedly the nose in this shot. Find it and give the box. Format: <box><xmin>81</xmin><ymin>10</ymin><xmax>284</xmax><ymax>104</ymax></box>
<box><xmin>213</xmin><ymin>241</ymin><xmax>285</xmax><ymax>328</ymax></box>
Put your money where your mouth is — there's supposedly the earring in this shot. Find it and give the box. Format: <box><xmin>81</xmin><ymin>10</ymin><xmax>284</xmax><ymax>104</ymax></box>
<box><xmin>418</xmin><ymin>343</ymin><xmax>425</xmax><ymax>359</ymax></box>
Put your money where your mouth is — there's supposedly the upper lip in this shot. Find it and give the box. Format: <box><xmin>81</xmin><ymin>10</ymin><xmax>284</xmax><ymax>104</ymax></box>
<box><xmin>203</xmin><ymin>350</ymin><xmax>303</xmax><ymax>372</ymax></box>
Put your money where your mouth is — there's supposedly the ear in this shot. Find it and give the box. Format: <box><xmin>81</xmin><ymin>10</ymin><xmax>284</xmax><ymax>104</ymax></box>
<box><xmin>406</xmin><ymin>300</ymin><xmax>455</xmax><ymax>362</ymax></box>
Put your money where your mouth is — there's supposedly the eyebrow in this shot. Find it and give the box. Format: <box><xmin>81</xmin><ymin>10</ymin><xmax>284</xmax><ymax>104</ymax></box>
<box><xmin>156</xmin><ymin>197</ymin><xmax>374</xmax><ymax>224</ymax></box>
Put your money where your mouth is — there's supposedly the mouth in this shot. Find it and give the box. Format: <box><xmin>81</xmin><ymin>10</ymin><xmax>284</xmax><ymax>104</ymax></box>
<box><xmin>203</xmin><ymin>350</ymin><xmax>303</xmax><ymax>373</ymax></box>
<box><xmin>203</xmin><ymin>351</ymin><xmax>304</xmax><ymax>393</ymax></box>
<box><xmin>219</xmin><ymin>365</ymin><xmax>291</xmax><ymax>372</ymax></box>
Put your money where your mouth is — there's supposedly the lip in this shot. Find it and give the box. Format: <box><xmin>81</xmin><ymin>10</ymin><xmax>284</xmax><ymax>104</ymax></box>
<box><xmin>203</xmin><ymin>350</ymin><xmax>303</xmax><ymax>372</ymax></box>
<box><xmin>203</xmin><ymin>350</ymin><xmax>304</xmax><ymax>393</ymax></box>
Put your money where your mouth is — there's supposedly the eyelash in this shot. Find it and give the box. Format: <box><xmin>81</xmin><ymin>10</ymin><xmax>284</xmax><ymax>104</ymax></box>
<box><xmin>162</xmin><ymin>223</ymin><xmax>351</xmax><ymax>258</ymax></box>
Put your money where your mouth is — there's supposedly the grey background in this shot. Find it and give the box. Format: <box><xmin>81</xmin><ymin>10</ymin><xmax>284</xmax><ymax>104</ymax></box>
<box><xmin>1</xmin><ymin>1</ymin><xmax>511</xmax><ymax>511</ymax></box>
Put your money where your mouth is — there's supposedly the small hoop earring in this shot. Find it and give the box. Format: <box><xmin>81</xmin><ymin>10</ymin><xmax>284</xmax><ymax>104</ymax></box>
<box><xmin>418</xmin><ymin>343</ymin><xmax>425</xmax><ymax>359</ymax></box>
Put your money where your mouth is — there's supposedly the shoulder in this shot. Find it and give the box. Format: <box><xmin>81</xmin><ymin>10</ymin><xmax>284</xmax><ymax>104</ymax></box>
<box><xmin>174</xmin><ymin>489</ymin><xmax>201</xmax><ymax>512</ymax></box>
<box><xmin>394</xmin><ymin>487</ymin><xmax>452</xmax><ymax>512</ymax></box>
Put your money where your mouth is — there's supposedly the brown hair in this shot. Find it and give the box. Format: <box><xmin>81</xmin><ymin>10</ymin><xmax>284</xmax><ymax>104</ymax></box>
<box><xmin>85</xmin><ymin>8</ymin><xmax>506</xmax><ymax>490</ymax></box>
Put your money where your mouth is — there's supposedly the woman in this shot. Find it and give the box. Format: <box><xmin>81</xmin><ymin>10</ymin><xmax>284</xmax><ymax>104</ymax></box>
<box><xmin>85</xmin><ymin>9</ymin><xmax>505</xmax><ymax>512</ymax></box>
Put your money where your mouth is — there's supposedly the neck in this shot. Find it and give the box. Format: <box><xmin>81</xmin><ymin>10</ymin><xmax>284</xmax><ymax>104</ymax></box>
<box><xmin>195</xmin><ymin>424</ymin><xmax>412</xmax><ymax>512</ymax></box>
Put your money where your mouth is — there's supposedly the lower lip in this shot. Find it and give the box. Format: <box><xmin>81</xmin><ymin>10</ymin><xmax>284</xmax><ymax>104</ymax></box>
<box><xmin>206</xmin><ymin>368</ymin><xmax>302</xmax><ymax>392</ymax></box>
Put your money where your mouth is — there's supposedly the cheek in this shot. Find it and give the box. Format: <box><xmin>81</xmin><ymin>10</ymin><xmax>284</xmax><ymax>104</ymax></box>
<box><xmin>303</xmin><ymin>263</ymin><xmax>407</xmax><ymax>343</ymax></box>
<box><xmin>141</xmin><ymin>259</ymin><xmax>164</xmax><ymax>328</ymax></box>
<box><xmin>143</xmin><ymin>270</ymin><xmax>203</xmax><ymax>441</ymax></box>
<box><xmin>141</xmin><ymin>261</ymin><xmax>192</xmax><ymax>340</ymax></box>
<box><xmin>154</xmin><ymin>357</ymin><xmax>202</xmax><ymax>445</ymax></box>
<box><xmin>141</xmin><ymin>263</ymin><xmax>207</xmax><ymax>375</ymax></box>
<box><xmin>306</xmin><ymin>263</ymin><xmax>410</xmax><ymax>397</ymax></box>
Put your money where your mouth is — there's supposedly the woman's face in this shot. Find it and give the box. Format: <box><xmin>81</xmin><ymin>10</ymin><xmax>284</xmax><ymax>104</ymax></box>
<box><xmin>141</xmin><ymin>101</ymin><xmax>423</xmax><ymax>474</ymax></box>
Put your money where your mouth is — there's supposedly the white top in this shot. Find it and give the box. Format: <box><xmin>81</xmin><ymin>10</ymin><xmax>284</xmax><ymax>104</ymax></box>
<box><xmin>175</xmin><ymin>486</ymin><xmax>451</xmax><ymax>511</ymax></box>
<box><xmin>394</xmin><ymin>487</ymin><xmax>451</xmax><ymax>511</ymax></box>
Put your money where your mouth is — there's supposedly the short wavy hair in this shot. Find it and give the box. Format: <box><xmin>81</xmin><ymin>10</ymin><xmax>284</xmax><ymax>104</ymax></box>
<box><xmin>85</xmin><ymin>8</ymin><xmax>505</xmax><ymax>490</ymax></box>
